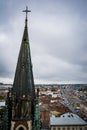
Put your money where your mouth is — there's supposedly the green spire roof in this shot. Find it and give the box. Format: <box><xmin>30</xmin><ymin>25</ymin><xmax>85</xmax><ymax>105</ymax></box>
<box><xmin>13</xmin><ymin>8</ymin><xmax>35</xmax><ymax>97</ymax></box>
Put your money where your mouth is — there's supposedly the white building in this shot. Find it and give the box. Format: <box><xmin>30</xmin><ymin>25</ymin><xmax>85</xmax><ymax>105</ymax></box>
<box><xmin>0</xmin><ymin>101</ymin><xmax>5</xmax><ymax>107</ymax></box>
<box><xmin>50</xmin><ymin>113</ymin><xmax>87</xmax><ymax>130</ymax></box>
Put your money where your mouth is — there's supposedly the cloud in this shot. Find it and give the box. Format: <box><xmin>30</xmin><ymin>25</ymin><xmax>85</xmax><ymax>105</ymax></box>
<box><xmin>0</xmin><ymin>0</ymin><xmax>87</xmax><ymax>83</ymax></box>
<box><xmin>30</xmin><ymin>2</ymin><xmax>87</xmax><ymax>83</ymax></box>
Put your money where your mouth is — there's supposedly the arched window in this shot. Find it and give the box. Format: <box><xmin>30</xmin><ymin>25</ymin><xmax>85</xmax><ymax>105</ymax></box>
<box><xmin>18</xmin><ymin>127</ymin><xmax>24</xmax><ymax>130</ymax></box>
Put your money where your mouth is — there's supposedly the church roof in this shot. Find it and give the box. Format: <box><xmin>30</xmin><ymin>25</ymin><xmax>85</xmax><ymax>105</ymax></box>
<box><xmin>12</xmin><ymin>7</ymin><xmax>35</xmax><ymax>97</ymax></box>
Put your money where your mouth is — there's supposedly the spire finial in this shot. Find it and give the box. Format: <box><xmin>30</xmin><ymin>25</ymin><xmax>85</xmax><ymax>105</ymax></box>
<box><xmin>23</xmin><ymin>6</ymin><xmax>31</xmax><ymax>19</ymax></box>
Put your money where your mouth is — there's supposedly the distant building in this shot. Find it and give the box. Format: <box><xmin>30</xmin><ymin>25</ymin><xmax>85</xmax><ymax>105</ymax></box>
<box><xmin>0</xmin><ymin>101</ymin><xmax>5</xmax><ymax>107</ymax></box>
<box><xmin>50</xmin><ymin>113</ymin><xmax>87</xmax><ymax>130</ymax></box>
<box><xmin>40</xmin><ymin>96</ymin><xmax>71</xmax><ymax>129</ymax></box>
<box><xmin>40</xmin><ymin>109</ymin><xmax>50</xmax><ymax>128</ymax></box>
<box><xmin>40</xmin><ymin>103</ymin><xmax>50</xmax><ymax>128</ymax></box>
<box><xmin>80</xmin><ymin>101</ymin><xmax>87</xmax><ymax>120</ymax></box>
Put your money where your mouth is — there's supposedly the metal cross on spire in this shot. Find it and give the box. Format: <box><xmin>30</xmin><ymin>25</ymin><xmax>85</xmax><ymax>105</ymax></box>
<box><xmin>23</xmin><ymin>6</ymin><xmax>31</xmax><ymax>19</ymax></box>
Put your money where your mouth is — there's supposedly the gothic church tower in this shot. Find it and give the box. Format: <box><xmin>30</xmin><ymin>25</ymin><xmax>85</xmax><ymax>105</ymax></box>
<box><xmin>11</xmin><ymin>7</ymin><xmax>35</xmax><ymax>130</ymax></box>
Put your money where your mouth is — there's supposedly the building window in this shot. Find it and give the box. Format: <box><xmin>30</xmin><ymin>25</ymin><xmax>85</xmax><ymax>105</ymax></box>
<box><xmin>53</xmin><ymin>127</ymin><xmax>56</xmax><ymax>130</ymax></box>
<box><xmin>67</xmin><ymin>128</ymin><xmax>70</xmax><ymax>130</ymax></box>
<box><xmin>58</xmin><ymin>128</ymin><xmax>60</xmax><ymax>130</ymax></box>
<box><xmin>72</xmin><ymin>128</ymin><xmax>74</xmax><ymax>130</ymax></box>
<box><xmin>63</xmin><ymin>128</ymin><xmax>65</xmax><ymax>130</ymax></box>
<box><xmin>80</xmin><ymin>128</ymin><xmax>82</xmax><ymax>130</ymax></box>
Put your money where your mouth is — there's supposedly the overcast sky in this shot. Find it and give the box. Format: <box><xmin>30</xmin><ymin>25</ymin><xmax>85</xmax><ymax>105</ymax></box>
<box><xmin>0</xmin><ymin>0</ymin><xmax>87</xmax><ymax>84</ymax></box>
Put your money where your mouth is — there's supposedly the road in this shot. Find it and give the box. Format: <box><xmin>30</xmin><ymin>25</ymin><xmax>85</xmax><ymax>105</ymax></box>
<box><xmin>60</xmin><ymin>88</ymin><xmax>77</xmax><ymax>113</ymax></box>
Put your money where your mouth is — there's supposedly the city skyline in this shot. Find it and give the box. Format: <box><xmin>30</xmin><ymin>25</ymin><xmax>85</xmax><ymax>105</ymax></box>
<box><xmin>0</xmin><ymin>0</ymin><xmax>87</xmax><ymax>84</ymax></box>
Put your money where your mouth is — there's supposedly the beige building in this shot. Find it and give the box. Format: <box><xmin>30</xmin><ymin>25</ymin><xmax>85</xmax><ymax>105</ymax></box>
<box><xmin>50</xmin><ymin>113</ymin><xmax>87</xmax><ymax>130</ymax></box>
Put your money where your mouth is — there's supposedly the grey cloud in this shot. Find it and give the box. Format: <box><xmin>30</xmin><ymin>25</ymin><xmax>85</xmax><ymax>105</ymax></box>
<box><xmin>30</xmin><ymin>10</ymin><xmax>87</xmax><ymax>83</ymax></box>
<box><xmin>0</xmin><ymin>0</ymin><xmax>87</xmax><ymax>83</ymax></box>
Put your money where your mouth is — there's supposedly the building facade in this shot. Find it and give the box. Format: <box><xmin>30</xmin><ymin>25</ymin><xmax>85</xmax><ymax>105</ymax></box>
<box><xmin>50</xmin><ymin>113</ymin><xmax>87</xmax><ymax>130</ymax></box>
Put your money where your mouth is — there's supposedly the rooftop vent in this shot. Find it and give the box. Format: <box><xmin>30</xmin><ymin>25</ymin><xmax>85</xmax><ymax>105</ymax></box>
<box><xmin>71</xmin><ymin>114</ymin><xmax>74</xmax><ymax>117</ymax></box>
<box><xmin>68</xmin><ymin>115</ymin><xmax>70</xmax><ymax>118</ymax></box>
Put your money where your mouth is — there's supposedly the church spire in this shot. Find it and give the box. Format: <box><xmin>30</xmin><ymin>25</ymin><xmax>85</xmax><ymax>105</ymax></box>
<box><xmin>8</xmin><ymin>7</ymin><xmax>36</xmax><ymax>130</ymax></box>
<box><xmin>12</xmin><ymin>6</ymin><xmax>35</xmax><ymax>98</ymax></box>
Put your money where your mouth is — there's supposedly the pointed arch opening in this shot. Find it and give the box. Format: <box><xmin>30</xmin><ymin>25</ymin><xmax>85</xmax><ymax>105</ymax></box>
<box><xmin>18</xmin><ymin>127</ymin><xmax>24</xmax><ymax>130</ymax></box>
<box><xmin>16</xmin><ymin>125</ymin><xmax>27</xmax><ymax>130</ymax></box>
